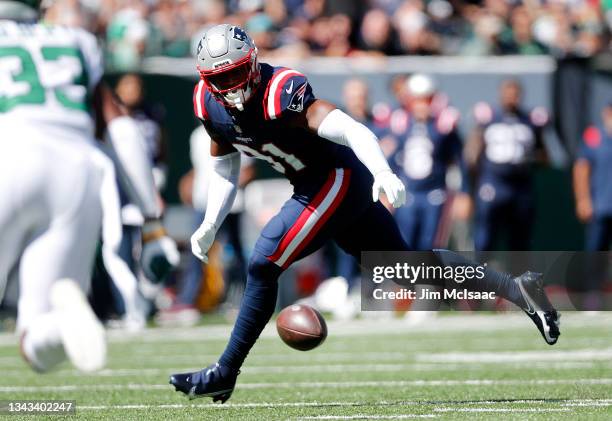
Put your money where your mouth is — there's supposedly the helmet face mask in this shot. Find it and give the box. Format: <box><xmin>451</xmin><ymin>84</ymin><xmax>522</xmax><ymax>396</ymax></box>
<box><xmin>196</xmin><ymin>24</ymin><xmax>260</xmax><ymax>111</ymax></box>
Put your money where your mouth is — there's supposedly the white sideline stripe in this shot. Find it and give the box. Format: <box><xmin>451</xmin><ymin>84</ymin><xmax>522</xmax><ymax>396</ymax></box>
<box><xmin>267</xmin><ymin>69</ymin><xmax>301</xmax><ymax>119</ymax></box>
<box><xmin>434</xmin><ymin>408</ymin><xmax>570</xmax><ymax>413</ymax></box>
<box><xmin>416</xmin><ymin>348</ymin><xmax>612</xmax><ymax>363</ymax></box>
<box><xmin>1</xmin><ymin>378</ymin><xmax>610</xmax><ymax>393</ymax></box>
<box><xmin>2</xmin><ymin>312</ymin><xmax>611</xmax><ymax>346</ymax></box>
<box><xmin>71</xmin><ymin>399</ymin><xmax>612</xmax><ymax>411</ymax></box>
<box><xmin>195</xmin><ymin>80</ymin><xmax>204</xmax><ymax>119</ymax></box>
<box><xmin>297</xmin><ymin>416</ymin><xmax>437</xmax><ymax>420</ymax></box>
<box><xmin>2</xmin><ymin>348</ymin><xmax>610</xmax><ymax>367</ymax></box>
<box><xmin>3</xmin><ymin>361</ymin><xmax>597</xmax><ymax>378</ymax></box>
<box><xmin>274</xmin><ymin>169</ymin><xmax>344</xmax><ymax>267</ymax></box>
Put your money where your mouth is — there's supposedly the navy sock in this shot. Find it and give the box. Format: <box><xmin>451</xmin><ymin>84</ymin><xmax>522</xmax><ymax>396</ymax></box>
<box><xmin>219</xmin><ymin>253</ymin><xmax>281</xmax><ymax>370</ymax></box>
<box><xmin>433</xmin><ymin>249</ymin><xmax>526</xmax><ymax>307</ymax></box>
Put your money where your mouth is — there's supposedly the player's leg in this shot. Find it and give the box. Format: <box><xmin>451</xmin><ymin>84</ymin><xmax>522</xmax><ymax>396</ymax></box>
<box><xmin>394</xmin><ymin>195</ymin><xmax>419</xmax><ymax>249</ymax></box>
<box><xmin>508</xmin><ymin>188</ymin><xmax>534</xmax><ymax>250</ymax></box>
<box><xmin>418</xmin><ymin>197</ymin><xmax>445</xmax><ymax>250</ymax></box>
<box><xmin>0</xmin><ymin>185</ymin><xmax>26</xmax><ymax>305</ymax></box>
<box><xmin>473</xmin><ymin>182</ymin><xmax>502</xmax><ymax>251</ymax></box>
<box><xmin>171</xmin><ymin>168</ymin><xmax>360</xmax><ymax>400</ymax></box>
<box><xmin>18</xmin><ymin>143</ymin><xmax>106</xmax><ymax>372</ymax></box>
<box><xmin>335</xmin><ymin>200</ymin><xmax>522</xmax><ymax>304</ymax></box>
<box><xmin>335</xmin><ymin>200</ymin><xmax>559</xmax><ymax>343</ymax></box>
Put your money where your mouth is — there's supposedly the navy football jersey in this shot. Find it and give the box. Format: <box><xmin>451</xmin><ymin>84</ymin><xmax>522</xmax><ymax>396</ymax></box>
<box><xmin>192</xmin><ymin>63</ymin><xmax>359</xmax><ymax>183</ymax></box>
<box><xmin>389</xmin><ymin>108</ymin><xmax>465</xmax><ymax>193</ymax></box>
<box><xmin>577</xmin><ymin>125</ymin><xmax>612</xmax><ymax>217</ymax></box>
<box><xmin>474</xmin><ymin>102</ymin><xmax>547</xmax><ymax>181</ymax></box>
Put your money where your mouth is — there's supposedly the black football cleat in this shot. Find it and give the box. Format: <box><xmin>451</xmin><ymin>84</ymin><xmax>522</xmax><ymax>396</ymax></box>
<box><xmin>514</xmin><ymin>271</ymin><xmax>561</xmax><ymax>345</ymax></box>
<box><xmin>169</xmin><ymin>363</ymin><xmax>240</xmax><ymax>402</ymax></box>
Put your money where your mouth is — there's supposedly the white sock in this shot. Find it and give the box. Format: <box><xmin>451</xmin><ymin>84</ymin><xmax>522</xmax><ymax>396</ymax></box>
<box><xmin>21</xmin><ymin>312</ymin><xmax>66</xmax><ymax>372</ymax></box>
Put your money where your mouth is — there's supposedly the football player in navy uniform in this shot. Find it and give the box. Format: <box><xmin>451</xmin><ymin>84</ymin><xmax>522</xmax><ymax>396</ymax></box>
<box><xmin>574</xmin><ymin>103</ymin><xmax>612</xmax><ymax>251</ymax></box>
<box><xmin>170</xmin><ymin>25</ymin><xmax>560</xmax><ymax>402</ymax></box>
<box><xmin>573</xmin><ymin>103</ymin><xmax>612</xmax><ymax>306</ymax></box>
<box><xmin>389</xmin><ymin>74</ymin><xmax>470</xmax><ymax>250</ymax></box>
<box><xmin>466</xmin><ymin>79</ymin><xmax>548</xmax><ymax>251</ymax></box>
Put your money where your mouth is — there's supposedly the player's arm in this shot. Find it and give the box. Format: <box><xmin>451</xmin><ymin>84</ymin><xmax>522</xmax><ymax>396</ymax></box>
<box><xmin>299</xmin><ymin>99</ymin><xmax>406</xmax><ymax>208</ymax></box>
<box><xmin>573</xmin><ymin>158</ymin><xmax>592</xmax><ymax>223</ymax></box>
<box><xmin>191</xmin><ymin>130</ymin><xmax>241</xmax><ymax>263</ymax></box>
<box><xmin>93</xmin><ymin>83</ymin><xmax>160</xmax><ymax>218</ymax></box>
<box><xmin>93</xmin><ymin>83</ymin><xmax>179</xmax><ymax>281</ymax></box>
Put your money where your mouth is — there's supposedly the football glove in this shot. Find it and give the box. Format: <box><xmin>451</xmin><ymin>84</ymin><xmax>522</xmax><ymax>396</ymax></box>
<box><xmin>191</xmin><ymin>221</ymin><xmax>217</xmax><ymax>263</ymax></box>
<box><xmin>372</xmin><ymin>170</ymin><xmax>406</xmax><ymax>208</ymax></box>
<box><xmin>141</xmin><ymin>220</ymin><xmax>180</xmax><ymax>283</ymax></box>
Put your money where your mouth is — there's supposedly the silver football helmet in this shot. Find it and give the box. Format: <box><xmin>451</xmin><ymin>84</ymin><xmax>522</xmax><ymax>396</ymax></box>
<box><xmin>0</xmin><ymin>0</ymin><xmax>39</xmax><ymax>21</ymax></box>
<box><xmin>196</xmin><ymin>24</ymin><xmax>260</xmax><ymax>111</ymax></box>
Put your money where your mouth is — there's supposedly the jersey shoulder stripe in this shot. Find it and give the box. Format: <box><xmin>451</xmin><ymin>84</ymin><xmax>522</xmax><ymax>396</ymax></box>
<box><xmin>193</xmin><ymin>80</ymin><xmax>209</xmax><ymax>120</ymax></box>
<box><xmin>263</xmin><ymin>67</ymin><xmax>305</xmax><ymax>120</ymax></box>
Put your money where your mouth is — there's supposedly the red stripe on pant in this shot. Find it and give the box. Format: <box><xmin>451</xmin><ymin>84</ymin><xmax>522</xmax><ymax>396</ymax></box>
<box><xmin>268</xmin><ymin>169</ymin><xmax>351</xmax><ymax>269</ymax></box>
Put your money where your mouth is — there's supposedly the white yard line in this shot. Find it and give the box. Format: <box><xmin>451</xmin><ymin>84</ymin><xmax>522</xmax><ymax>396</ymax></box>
<box><xmin>434</xmin><ymin>408</ymin><xmax>571</xmax><ymax>413</ymax></box>
<box><xmin>0</xmin><ymin>347</ymin><xmax>608</xmax><ymax>367</ymax></box>
<box><xmin>0</xmin><ymin>361</ymin><xmax>603</xmax><ymax>378</ymax></box>
<box><xmin>416</xmin><ymin>348</ymin><xmax>612</xmax><ymax>363</ymax></box>
<box><xmin>296</xmin><ymin>414</ymin><xmax>438</xmax><ymax>420</ymax></box>
<box><xmin>0</xmin><ymin>378</ymin><xmax>610</xmax><ymax>393</ymax></box>
<box><xmin>72</xmin><ymin>399</ymin><xmax>612</xmax><ymax>411</ymax></box>
<box><xmin>0</xmin><ymin>312</ymin><xmax>611</xmax><ymax>346</ymax></box>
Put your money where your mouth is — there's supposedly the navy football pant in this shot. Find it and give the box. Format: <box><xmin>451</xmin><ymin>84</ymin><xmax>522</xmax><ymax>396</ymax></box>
<box><xmin>585</xmin><ymin>216</ymin><xmax>612</xmax><ymax>251</ymax></box>
<box><xmin>474</xmin><ymin>181</ymin><xmax>533</xmax><ymax>251</ymax></box>
<box><xmin>219</xmin><ymin>167</ymin><xmax>523</xmax><ymax>369</ymax></box>
<box><xmin>394</xmin><ymin>191</ymin><xmax>445</xmax><ymax>250</ymax></box>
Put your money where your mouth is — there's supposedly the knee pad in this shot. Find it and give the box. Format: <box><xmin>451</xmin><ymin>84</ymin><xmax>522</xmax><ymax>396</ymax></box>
<box><xmin>248</xmin><ymin>252</ymin><xmax>283</xmax><ymax>282</ymax></box>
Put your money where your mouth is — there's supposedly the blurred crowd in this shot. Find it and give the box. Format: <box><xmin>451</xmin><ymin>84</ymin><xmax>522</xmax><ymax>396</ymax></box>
<box><xmin>48</xmin><ymin>0</ymin><xmax>611</xmax><ymax>70</ymax></box>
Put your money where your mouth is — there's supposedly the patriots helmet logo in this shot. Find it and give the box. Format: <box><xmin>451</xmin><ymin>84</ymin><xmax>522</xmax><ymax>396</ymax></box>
<box><xmin>287</xmin><ymin>83</ymin><xmax>307</xmax><ymax>113</ymax></box>
<box><xmin>232</xmin><ymin>27</ymin><xmax>248</xmax><ymax>42</ymax></box>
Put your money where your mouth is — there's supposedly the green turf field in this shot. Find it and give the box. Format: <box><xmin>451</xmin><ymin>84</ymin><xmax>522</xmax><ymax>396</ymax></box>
<box><xmin>0</xmin><ymin>312</ymin><xmax>610</xmax><ymax>420</ymax></box>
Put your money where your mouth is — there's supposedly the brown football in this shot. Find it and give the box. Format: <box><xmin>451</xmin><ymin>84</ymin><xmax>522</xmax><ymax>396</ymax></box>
<box><xmin>276</xmin><ymin>304</ymin><xmax>327</xmax><ymax>351</ymax></box>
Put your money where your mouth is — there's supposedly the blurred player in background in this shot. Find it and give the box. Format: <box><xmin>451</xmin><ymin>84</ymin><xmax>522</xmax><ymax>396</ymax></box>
<box><xmin>389</xmin><ymin>74</ymin><xmax>470</xmax><ymax>251</ymax></box>
<box><xmin>156</xmin><ymin>125</ymin><xmax>254</xmax><ymax>326</ymax></box>
<box><xmin>333</xmin><ymin>78</ymin><xmax>393</xmax><ymax>290</ymax></box>
<box><xmin>170</xmin><ymin>24</ymin><xmax>560</xmax><ymax>402</ymax></box>
<box><xmin>466</xmin><ymin>79</ymin><xmax>548</xmax><ymax>251</ymax></box>
<box><xmin>574</xmin><ymin>103</ymin><xmax>612</xmax><ymax>251</ymax></box>
<box><xmin>0</xmin><ymin>0</ymin><xmax>177</xmax><ymax>371</ymax></box>
<box><xmin>573</xmin><ymin>103</ymin><xmax>612</xmax><ymax>308</ymax></box>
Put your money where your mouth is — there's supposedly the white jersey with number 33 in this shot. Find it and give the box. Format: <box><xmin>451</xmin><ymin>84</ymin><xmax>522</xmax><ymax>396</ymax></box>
<box><xmin>0</xmin><ymin>20</ymin><xmax>103</xmax><ymax>142</ymax></box>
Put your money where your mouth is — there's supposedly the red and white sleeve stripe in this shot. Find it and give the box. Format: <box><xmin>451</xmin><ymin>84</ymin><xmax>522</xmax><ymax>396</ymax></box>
<box><xmin>193</xmin><ymin>80</ymin><xmax>208</xmax><ymax>120</ymax></box>
<box><xmin>265</xmin><ymin>69</ymin><xmax>303</xmax><ymax>120</ymax></box>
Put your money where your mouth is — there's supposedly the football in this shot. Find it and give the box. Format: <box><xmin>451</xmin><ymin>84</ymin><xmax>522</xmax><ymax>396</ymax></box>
<box><xmin>276</xmin><ymin>304</ymin><xmax>328</xmax><ymax>351</ymax></box>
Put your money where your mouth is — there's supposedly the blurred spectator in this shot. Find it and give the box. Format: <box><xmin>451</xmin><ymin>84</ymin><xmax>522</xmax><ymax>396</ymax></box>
<box><xmin>357</xmin><ymin>8</ymin><xmax>400</xmax><ymax>56</ymax></box>
<box><xmin>105</xmin><ymin>1</ymin><xmax>150</xmax><ymax>70</ymax></box>
<box><xmin>48</xmin><ymin>0</ymin><xmax>607</xmax><ymax>62</ymax></box>
<box><xmin>466</xmin><ymin>79</ymin><xmax>548</xmax><ymax>251</ymax></box>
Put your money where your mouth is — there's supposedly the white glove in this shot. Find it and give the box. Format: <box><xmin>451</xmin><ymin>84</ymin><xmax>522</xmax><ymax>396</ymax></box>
<box><xmin>372</xmin><ymin>170</ymin><xmax>406</xmax><ymax>208</ymax></box>
<box><xmin>141</xmin><ymin>220</ymin><xmax>180</xmax><ymax>283</ymax></box>
<box><xmin>191</xmin><ymin>221</ymin><xmax>217</xmax><ymax>263</ymax></box>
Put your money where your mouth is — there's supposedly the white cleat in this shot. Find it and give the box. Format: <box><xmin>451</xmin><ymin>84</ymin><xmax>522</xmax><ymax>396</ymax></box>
<box><xmin>50</xmin><ymin>279</ymin><xmax>107</xmax><ymax>372</ymax></box>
